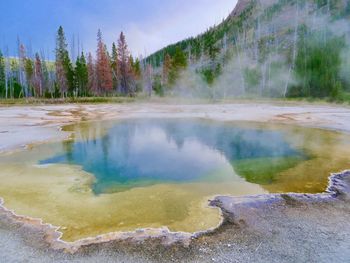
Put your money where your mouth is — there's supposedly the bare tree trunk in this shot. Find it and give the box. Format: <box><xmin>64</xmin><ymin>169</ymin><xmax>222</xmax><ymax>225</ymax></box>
<box><xmin>261</xmin><ymin>62</ymin><xmax>267</xmax><ymax>96</ymax></box>
<box><xmin>4</xmin><ymin>46</ymin><xmax>10</xmax><ymax>99</ymax></box>
<box><xmin>267</xmin><ymin>51</ymin><xmax>272</xmax><ymax>94</ymax></box>
<box><xmin>255</xmin><ymin>0</ymin><xmax>264</xmax><ymax>96</ymax></box>
<box><xmin>284</xmin><ymin>0</ymin><xmax>299</xmax><ymax>97</ymax></box>
<box><xmin>223</xmin><ymin>33</ymin><xmax>227</xmax><ymax>54</ymax></box>
<box><xmin>327</xmin><ymin>0</ymin><xmax>330</xmax><ymax>14</ymax></box>
<box><xmin>17</xmin><ymin>37</ymin><xmax>28</xmax><ymax>97</ymax></box>
<box><xmin>324</xmin><ymin>0</ymin><xmax>330</xmax><ymax>44</ymax></box>
<box><xmin>71</xmin><ymin>34</ymin><xmax>76</xmax><ymax>61</ymax></box>
<box><xmin>235</xmin><ymin>37</ymin><xmax>245</xmax><ymax>95</ymax></box>
<box><xmin>77</xmin><ymin>35</ymin><xmax>81</xmax><ymax>57</ymax></box>
<box><xmin>255</xmin><ymin>15</ymin><xmax>261</xmax><ymax>61</ymax></box>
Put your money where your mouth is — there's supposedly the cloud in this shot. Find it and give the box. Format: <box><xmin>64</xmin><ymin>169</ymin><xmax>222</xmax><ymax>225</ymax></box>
<box><xmin>128</xmin><ymin>1</ymin><xmax>236</xmax><ymax>56</ymax></box>
<box><xmin>0</xmin><ymin>0</ymin><xmax>237</xmax><ymax>57</ymax></box>
<box><xmin>81</xmin><ymin>0</ymin><xmax>237</xmax><ymax>56</ymax></box>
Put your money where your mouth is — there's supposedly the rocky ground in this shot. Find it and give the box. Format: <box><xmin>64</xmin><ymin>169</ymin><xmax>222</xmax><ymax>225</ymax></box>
<box><xmin>0</xmin><ymin>101</ymin><xmax>350</xmax><ymax>262</ymax></box>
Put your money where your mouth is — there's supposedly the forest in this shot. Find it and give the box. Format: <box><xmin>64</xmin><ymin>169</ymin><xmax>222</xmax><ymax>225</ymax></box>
<box><xmin>148</xmin><ymin>0</ymin><xmax>350</xmax><ymax>101</ymax></box>
<box><xmin>0</xmin><ymin>0</ymin><xmax>349</xmax><ymax>101</ymax></box>
<box><xmin>0</xmin><ymin>27</ymin><xmax>146</xmax><ymax>99</ymax></box>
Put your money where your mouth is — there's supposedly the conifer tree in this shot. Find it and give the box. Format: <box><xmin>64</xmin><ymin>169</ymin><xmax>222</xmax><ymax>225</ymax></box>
<box><xmin>10</xmin><ymin>59</ymin><xmax>19</xmax><ymax>98</ymax></box>
<box><xmin>0</xmin><ymin>51</ymin><xmax>5</xmax><ymax>97</ymax></box>
<box><xmin>64</xmin><ymin>53</ymin><xmax>75</xmax><ymax>97</ymax></box>
<box><xmin>75</xmin><ymin>53</ymin><xmax>88</xmax><ymax>96</ymax></box>
<box><xmin>24</xmin><ymin>58</ymin><xmax>34</xmax><ymax>96</ymax></box>
<box><xmin>96</xmin><ymin>29</ymin><xmax>113</xmax><ymax>95</ymax></box>
<box><xmin>40</xmin><ymin>52</ymin><xmax>51</xmax><ymax>97</ymax></box>
<box><xmin>87</xmin><ymin>52</ymin><xmax>98</xmax><ymax>95</ymax></box>
<box><xmin>3</xmin><ymin>47</ymin><xmax>10</xmax><ymax>98</ymax></box>
<box><xmin>117</xmin><ymin>31</ymin><xmax>134</xmax><ymax>96</ymax></box>
<box><xmin>162</xmin><ymin>53</ymin><xmax>172</xmax><ymax>86</ymax></box>
<box><xmin>18</xmin><ymin>42</ymin><xmax>28</xmax><ymax>97</ymax></box>
<box><xmin>33</xmin><ymin>53</ymin><xmax>43</xmax><ymax>97</ymax></box>
<box><xmin>75</xmin><ymin>55</ymin><xmax>82</xmax><ymax>96</ymax></box>
<box><xmin>20</xmin><ymin>44</ymin><xmax>35</xmax><ymax>97</ymax></box>
<box><xmin>133</xmin><ymin>58</ymin><xmax>141</xmax><ymax>80</ymax></box>
<box><xmin>173</xmin><ymin>47</ymin><xmax>187</xmax><ymax>68</ymax></box>
<box><xmin>128</xmin><ymin>55</ymin><xmax>138</xmax><ymax>82</ymax></box>
<box><xmin>55</xmin><ymin>26</ymin><xmax>70</xmax><ymax>97</ymax></box>
<box><xmin>111</xmin><ymin>42</ymin><xmax>119</xmax><ymax>89</ymax></box>
<box><xmin>168</xmin><ymin>47</ymin><xmax>187</xmax><ymax>85</ymax></box>
<box><xmin>145</xmin><ymin>64</ymin><xmax>153</xmax><ymax>97</ymax></box>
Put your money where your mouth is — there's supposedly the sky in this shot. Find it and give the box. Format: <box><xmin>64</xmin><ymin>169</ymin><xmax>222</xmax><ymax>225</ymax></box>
<box><xmin>0</xmin><ymin>0</ymin><xmax>237</xmax><ymax>59</ymax></box>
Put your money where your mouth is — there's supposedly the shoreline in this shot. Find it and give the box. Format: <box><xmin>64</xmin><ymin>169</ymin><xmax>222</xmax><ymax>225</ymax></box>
<box><xmin>1</xmin><ymin>102</ymin><xmax>350</xmax><ymax>152</ymax></box>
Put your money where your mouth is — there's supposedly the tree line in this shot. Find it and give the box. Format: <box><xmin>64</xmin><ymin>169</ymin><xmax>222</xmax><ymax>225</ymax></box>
<box><xmin>1</xmin><ymin>0</ymin><xmax>348</xmax><ymax>101</ymax></box>
<box><xmin>0</xmin><ymin>26</ymin><xmax>144</xmax><ymax>98</ymax></box>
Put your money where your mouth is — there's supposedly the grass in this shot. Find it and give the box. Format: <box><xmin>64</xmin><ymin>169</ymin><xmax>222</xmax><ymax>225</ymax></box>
<box><xmin>283</xmin><ymin>92</ymin><xmax>350</xmax><ymax>105</ymax></box>
<box><xmin>337</xmin><ymin>92</ymin><xmax>350</xmax><ymax>104</ymax></box>
<box><xmin>0</xmin><ymin>96</ymin><xmax>136</xmax><ymax>105</ymax></box>
<box><xmin>0</xmin><ymin>94</ymin><xmax>349</xmax><ymax>106</ymax></box>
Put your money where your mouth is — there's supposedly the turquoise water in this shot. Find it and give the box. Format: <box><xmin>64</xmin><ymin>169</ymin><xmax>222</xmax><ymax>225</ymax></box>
<box><xmin>41</xmin><ymin>119</ymin><xmax>306</xmax><ymax>194</ymax></box>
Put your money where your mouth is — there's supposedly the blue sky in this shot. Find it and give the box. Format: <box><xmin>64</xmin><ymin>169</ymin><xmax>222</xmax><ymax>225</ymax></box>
<box><xmin>0</xmin><ymin>0</ymin><xmax>237</xmax><ymax>59</ymax></box>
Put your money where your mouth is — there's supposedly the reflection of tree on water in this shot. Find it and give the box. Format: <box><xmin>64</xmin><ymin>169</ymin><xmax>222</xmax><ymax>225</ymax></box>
<box><xmin>63</xmin><ymin>140</ymin><xmax>74</xmax><ymax>163</ymax></box>
<box><xmin>158</xmin><ymin>120</ymin><xmax>309</xmax><ymax>185</ymax></box>
<box><xmin>41</xmin><ymin>119</ymin><xmax>316</xmax><ymax>194</ymax></box>
<box><xmin>160</xmin><ymin>120</ymin><xmax>301</xmax><ymax>159</ymax></box>
<box><xmin>101</xmin><ymin>134</ymin><xmax>110</xmax><ymax>164</ymax></box>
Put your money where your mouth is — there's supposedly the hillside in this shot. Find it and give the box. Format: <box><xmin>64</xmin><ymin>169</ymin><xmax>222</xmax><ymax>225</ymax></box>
<box><xmin>146</xmin><ymin>0</ymin><xmax>350</xmax><ymax>99</ymax></box>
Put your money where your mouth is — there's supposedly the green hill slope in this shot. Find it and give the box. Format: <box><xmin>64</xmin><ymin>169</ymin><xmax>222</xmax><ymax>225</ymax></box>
<box><xmin>146</xmin><ymin>0</ymin><xmax>350</xmax><ymax>100</ymax></box>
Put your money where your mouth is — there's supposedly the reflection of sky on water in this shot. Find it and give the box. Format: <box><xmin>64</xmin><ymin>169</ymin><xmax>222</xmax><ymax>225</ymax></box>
<box><xmin>41</xmin><ymin>119</ymin><xmax>303</xmax><ymax>194</ymax></box>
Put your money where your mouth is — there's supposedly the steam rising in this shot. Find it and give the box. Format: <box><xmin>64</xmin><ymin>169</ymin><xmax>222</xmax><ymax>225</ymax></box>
<box><xmin>166</xmin><ymin>0</ymin><xmax>350</xmax><ymax>99</ymax></box>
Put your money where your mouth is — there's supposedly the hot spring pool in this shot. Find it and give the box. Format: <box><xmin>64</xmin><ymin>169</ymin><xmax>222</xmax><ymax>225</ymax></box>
<box><xmin>0</xmin><ymin>118</ymin><xmax>349</xmax><ymax>241</ymax></box>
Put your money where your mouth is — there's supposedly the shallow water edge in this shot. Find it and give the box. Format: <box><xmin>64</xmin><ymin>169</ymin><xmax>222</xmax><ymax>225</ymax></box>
<box><xmin>0</xmin><ymin>169</ymin><xmax>349</xmax><ymax>254</ymax></box>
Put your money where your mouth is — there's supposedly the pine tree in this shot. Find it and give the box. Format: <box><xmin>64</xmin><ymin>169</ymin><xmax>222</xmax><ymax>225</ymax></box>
<box><xmin>133</xmin><ymin>58</ymin><xmax>141</xmax><ymax>80</ymax></box>
<box><xmin>55</xmin><ymin>26</ymin><xmax>69</xmax><ymax>97</ymax></box>
<box><xmin>40</xmin><ymin>52</ymin><xmax>51</xmax><ymax>97</ymax></box>
<box><xmin>129</xmin><ymin>55</ymin><xmax>138</xmax><ymax>81</ymax></box>
<box><xmin>96</xmin><ymin>29</ymin><xmax>113</xmax><ymax>95</ymax></box>
<box><xmin>129</xmin><ymin>55</ymin><xmax>134</xmax><ymax>69</ymax></box>
<box><xmin>3</xmin><ymin>47</ymin><xmax>10</xmax><ymax>98</ymax></box>
<box><xmin>0</xmin><ymin>50</ymin><xmax>5</xmax><ymax>97</ymax></box>
<box><xmin>20</xmin><ymin>44</ymin><xmax>34</xmax><ymax>97</ymax></box>
<box><xmin>33</xmin><ymin>53</ymin><xmax>43</xmax><ymax>97</ymax></box>
<box><xmin>18</xmin><ymin>42</ymin><xmax>28</xmax><ymax>97</ymax></box>
<box><xmin>173</xmin><ymin>47</ymin><xmax>187</xmax><ymax>68</ymax></box>
<box><xmin>117</xmin><ymin>31</ymin><xmax>134</xmax><ymax>96</ymax></box>
<box><xmin>145</xmin><ymin>64</ymin><xmax>153</xmax><ymax>97</ymax></box>
<box><xmin>75</xmin><ymin>55</ymin><xmax>82</xmax><ymax>96</ymax></box>
<box><xmin>24</xmin><ymin>58</ymin><xmax>34</xmax><ymax>96</ymax></box>
<box><xmin>75</xmin><ymin>53</ymin><xmax>88</xmax><ymax>96</ymax></box>
<box><xmin>162</xmin><ymin>53</ymin><xmax>172</xmax><ymax>86</ymax></box>
<box><xmin>64</xmin><ymin>53</ymin><xmax>75</xmax><ymax>97</ymax></box>
<box><xmin>111</xmin><ymin>42</ymin><xmax>119</xmax><ymax>89</ymax></box>
<box><xmin>168</xmin><ymin>47</ymin><xmax>187</xmax><ymax>85</ymax></box>
<box><xmin>87</xmin><ymin>52</ymin><xmax>98</xmax><ymax>95</ymax></box>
